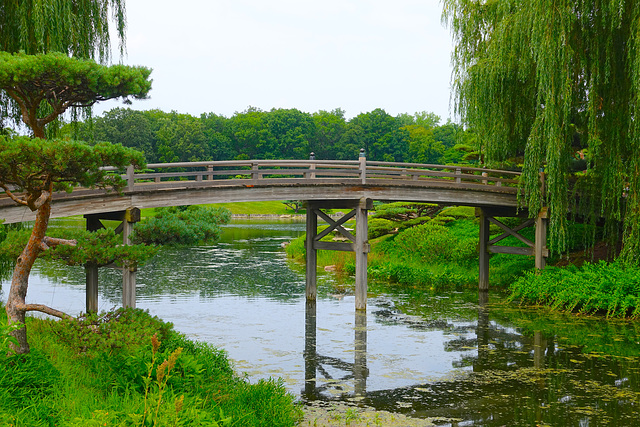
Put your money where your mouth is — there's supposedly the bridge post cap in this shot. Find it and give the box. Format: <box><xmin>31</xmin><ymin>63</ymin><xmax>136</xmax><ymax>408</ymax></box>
<box><xmin>309</xmin><ymin>152</ymin><xmax>315</xmax><ymax>160</ymax></box>
<box><xmin>359</xmin><ymin>148</ymin><xmax>365</xmax><ymax>157</ymax></box>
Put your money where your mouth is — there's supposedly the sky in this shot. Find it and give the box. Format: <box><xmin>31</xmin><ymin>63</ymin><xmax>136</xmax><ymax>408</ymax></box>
<box><xmin>96</xmin><ymin>0</ymin><xmax>455</xmax><ymax>122</ymax></box>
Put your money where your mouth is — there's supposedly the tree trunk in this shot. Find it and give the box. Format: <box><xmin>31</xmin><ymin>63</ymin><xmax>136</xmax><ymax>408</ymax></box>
<box><xmin>5</xmin><ymin>198</ymin><xmax>51</xmax><ymax>354</ymax></box>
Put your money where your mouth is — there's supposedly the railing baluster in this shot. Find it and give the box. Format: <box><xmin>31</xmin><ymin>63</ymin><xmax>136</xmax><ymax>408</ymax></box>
<box><xmin>455</xmin><ymin>167</ymin><xmax>462</xmax><ymax>184</ymax></box>
<box><xmin>359</xmin><ymin>149</ymin><xmax>366</xmax><ymax>184</ymax></box>
<box><xmin>251</xmin><ymin>162</ymin><xmax>259</xmax><ymax>180</ymax></box>
<box><xmin>126</xmin><ymin>164</ymin><xmax>135</xmax><ymax>191</ymax></box>
<box><xmin>207</xmin><ymin>165</ymin><xmax>213</xmax><ymax>181</ymax></box>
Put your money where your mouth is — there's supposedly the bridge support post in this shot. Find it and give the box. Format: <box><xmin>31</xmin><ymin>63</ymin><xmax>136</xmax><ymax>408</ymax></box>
<box><xmin>84</xmin><ymin>215</ymin><xmax>103</xmax><ymax>313</ymax></box>
<box><xmin>478</xmin><ymin>208</ymin><xmax>490</xmax><ymax>292</ymax></box>
<box><xmin>304</xmin><ymin>199</ymin><xmax>371</xmax><ymax>310</ymax></box>
<box><xmin>476</xmin><ymin>206</ymin><xmax>549</xmax><ymax>294</ymax></box>
<box><xmin>535</xmin><ymin>208</ymin><xmax>548</xmax><ymax>270</ymax></box>
<box><xmin>122</xmin><ymin>208</ymin><xmax>140</xmax><ymax>309</ymax></box>
<box><xmin>355</xmin><ymin>199</ymin><xmax>369</xmax><ymax>310</ymax></box>
<box><xmin>305</xmin><ymin>206</ymin><xmax>318</xmax><ymax>301</ymax></box>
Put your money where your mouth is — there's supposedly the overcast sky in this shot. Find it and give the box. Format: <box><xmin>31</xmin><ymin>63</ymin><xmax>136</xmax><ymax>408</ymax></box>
<box><xmin>96</xmin><ymin>0</ymin><xmax>454</xmax><ymax>122</ymax></box>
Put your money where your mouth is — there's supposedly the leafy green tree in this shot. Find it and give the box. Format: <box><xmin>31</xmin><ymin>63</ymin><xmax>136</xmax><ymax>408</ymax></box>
<box><xmin>348</xmin><ymin>108</ymin><xmax>408</xmax><ymax>162</ymax></box>
<box><xmin>264</xmin><ymin>108</ymin><xmax>315</xmax><ymax>159</ymax></box>
<box><xmin>404</xmin><ymin>125</ymin><xmax>445</xmax><ymax>164</ymax></box>
<box><xmin>87</xmin><ymin>108</ymin><xmax>157</xmax><ymax>159</ymax></box>
<box><xmin>227</xmin><ymin>107</ymin><xmax>272</xmax><ymax>160</ymax></box>
<box><xmin>201</xmin><ymin>112</ymin><xmax>234</xmax><ymax>161</ymax></box>
<box><xmin>154</xmin><ymin>112</ymin><xmax>209</xmax><ymax>163</ymax></box>
<box><xmin>444</xmin><ymin>0</ymin><xmax>640</xmax><ymax>260</ymax></box>
<box><xmin>311</xmin><ymin>108</ymin><xmax>348</xmax><ymax>159</ymax></box>
<box><xmin>0</xmin><ymin>52</ymin><xmax>151</xmax><ymax>138</ymax></box>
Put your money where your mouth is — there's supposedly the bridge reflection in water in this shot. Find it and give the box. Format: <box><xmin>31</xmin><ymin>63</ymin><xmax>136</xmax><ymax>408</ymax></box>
<box><xmin>299</xmin><ymin>293</ymin><xmax>634</xmax><ymax>426</ymax></box>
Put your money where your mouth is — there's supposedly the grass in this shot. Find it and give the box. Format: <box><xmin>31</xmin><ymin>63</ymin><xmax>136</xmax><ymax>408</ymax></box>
<box><xmin>0</xmin><ymin>306</ymin><xmax>302</xmax><ymax>426</ymax></box>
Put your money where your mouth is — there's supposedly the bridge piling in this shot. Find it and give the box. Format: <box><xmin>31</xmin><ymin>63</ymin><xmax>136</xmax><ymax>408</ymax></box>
<box><xmin>304</xmin><ymin>198</ymin><xmax>371</xmax><ymax>310</ymax></box>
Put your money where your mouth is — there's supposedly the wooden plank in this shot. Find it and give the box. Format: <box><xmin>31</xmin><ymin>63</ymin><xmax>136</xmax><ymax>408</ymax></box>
<box><xmin>488</xmin><ymin>245</ymin><xmax>535</xmax><ymax>256</ymax></box>
<box><xmin>488</xmin><ymin>217</ymin><xmax>535</xmax><ymax>247</ymax></box>
<box><xmin>315</xmin><ymin>209</ymin><xmax>356</xmax><ymax>241</ymax></box>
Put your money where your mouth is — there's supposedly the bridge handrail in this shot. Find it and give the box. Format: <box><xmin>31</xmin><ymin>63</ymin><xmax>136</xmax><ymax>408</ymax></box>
<box><xmin>106</xmin><ymin>159</ymin><xmax>522</xmax><ymax>190</ymax></box>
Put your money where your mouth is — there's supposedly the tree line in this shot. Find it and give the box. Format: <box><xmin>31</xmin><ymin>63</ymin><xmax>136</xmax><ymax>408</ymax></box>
<box><xmin>69</xmin><ymin>107</ymin><xmax>477</xmax><ymax>165</ymax></box>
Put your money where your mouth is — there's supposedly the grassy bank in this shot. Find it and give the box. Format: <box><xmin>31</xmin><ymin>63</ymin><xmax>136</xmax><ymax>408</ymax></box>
<box><xmin>0</xmin><ymin>306</ymin><xmax>301</xmax><ymax>426</ymax></box>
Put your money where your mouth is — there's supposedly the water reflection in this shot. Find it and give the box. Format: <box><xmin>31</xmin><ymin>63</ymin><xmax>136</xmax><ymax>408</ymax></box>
<box><xmin>4</xmin><ymin>220</ymin><xmax>640</xmax><ymax>425</ymax></box>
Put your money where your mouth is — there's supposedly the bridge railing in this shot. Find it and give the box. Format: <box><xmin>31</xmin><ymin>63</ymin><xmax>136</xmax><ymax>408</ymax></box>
<box><xmin>102</xmin><ymin>159</ymin><xmax>521</xmax><ymax>191</ymax></box>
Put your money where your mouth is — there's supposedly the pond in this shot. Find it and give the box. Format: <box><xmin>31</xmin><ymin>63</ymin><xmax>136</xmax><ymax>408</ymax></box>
<box><xmin>3</xmin><ymin>220</ymin><xmax>640</xmax><ymax>426</ymax></box>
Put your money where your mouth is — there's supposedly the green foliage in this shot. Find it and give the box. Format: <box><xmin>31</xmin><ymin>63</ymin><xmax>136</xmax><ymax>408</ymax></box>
<box><xmin>392</xmin><ymin>222</ymin><xmax>477</xmax><ymax>265</ymax></box>
<box><xmin>508</xmin><ymin>261</ymin><xmax>640</xmax><ymax>317</ymax></box>
<box><xmin>0</xmin><ymin>135</ymin><xmax>145</xmax><ymax>202</ymax></box>
<box><xmin>72</xmin><ymin>106</ymin><xmax>477</xmax><ymax>166</ymax></box>
<box><xmin>132</xmin><ymin>206</ymin><xmax>231</xmax><ymax>245</ymax></box>
<box><xmin>48</xmin><ymin>308</ymin><xmax>172</xmax><ymax>358</ymax></box>
<box><xmin>0</xmin><ymin>51</ymin><xmax>152</xmax><ymax>137</ymax></box>
<box><xmin>368</xmin><ymin>218</ymin><xmax>395</xmax><ymax>239</ymax></box>
<box><xmin>0</xmin><ymin>307</ymin><xmax>301</xmax><ymax>426</ymax></box>
<box><xmin>372</xmin><ymin>202</ymin><xmax>440</xmax><ymax>222</ymax></box>
<box><xmin>47</xmin><ymin>228</ymin><xmax>158</xmax><ymax>268</ymax></box>
<box><xmin>0</xmin><ymin>0</ymin><xmax>126</xmax><ymax>60</ymax></box>
<box><xmin>444</xmin><ymin>0</ymin><xmax>640</xmax><ymax>259</ymax></box>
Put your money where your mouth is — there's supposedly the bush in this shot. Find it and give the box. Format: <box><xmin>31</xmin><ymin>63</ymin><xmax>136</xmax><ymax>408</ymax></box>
<box><xmin>132</xmin><ymin>205</ymin><xmax>231</xmax><ymax>245</ymax></box>
<box><xmin>508</xmin><ymin>261</ymin><xmax>640</xmax><ymax>317</ymax></box>
<box><xmin>368</xmin><ymin>218</ymin><xmax>395</xmax><ymax>239</ymax></box>
<box><xmin>393</xmin><ymin>222</ymin><xmax>477</xmax><ymax>264</ymax></box>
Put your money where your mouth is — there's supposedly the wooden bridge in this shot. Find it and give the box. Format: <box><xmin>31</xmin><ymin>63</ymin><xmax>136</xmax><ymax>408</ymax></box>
<box><xmin>0</xmin><ymin>155</ymin><xmax>547</xmax><ymax>311</ymax></box>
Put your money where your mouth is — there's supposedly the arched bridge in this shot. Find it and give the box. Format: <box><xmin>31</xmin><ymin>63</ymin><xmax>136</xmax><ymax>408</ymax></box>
<box><xmin>1</xmin><ymin>158</ymin><xmax>546</xmax><ymax>311</ymax></box>
<box><xmin>0</xmin><ymin>159</ymin><xmax>521</xmax><ymax>223</ymax></box>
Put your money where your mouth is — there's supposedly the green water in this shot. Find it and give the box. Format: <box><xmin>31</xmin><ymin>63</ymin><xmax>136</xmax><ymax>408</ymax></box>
<box><xmin>3</xmin><ymin>220</ymin><xmax>640</xmax><ymax>426</ymax></box>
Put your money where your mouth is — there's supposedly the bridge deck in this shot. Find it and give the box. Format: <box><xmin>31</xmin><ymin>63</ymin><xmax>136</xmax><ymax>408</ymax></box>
<box><xmin>0</xmin><ymin>159</ymin><xmax>521</xmax><ymax>223</ymax></box>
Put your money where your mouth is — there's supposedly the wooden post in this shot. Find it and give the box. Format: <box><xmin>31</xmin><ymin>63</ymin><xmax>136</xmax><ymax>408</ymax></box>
<box><xmin>455</xmin><ymin>167</ymin><xmax>462</xmax><ymax>184</ymax></box>
<box><xmin>306</xmin><ymin>152</ymin><xmax>316</xmax><ymax>180</ymax></box>
<box><xmin>126</xmin><ymin>164</ymin><xmax>135</xmax><ymax>192</ymax></box>
<box><xmin>305</xmin><ymin>206</ymin><xmax>317</xmax><ymax>301</ymax></box>
<box><xmin>478</xmin><ymin>208</ymin><xmax>490</xmax><ymax>292</ymax></box>
<box><xmin>122</xmin><ymin>208</ymin><xmax>140</xmax><ymax>308</ymax></box>
<box><xmin>535</xmin><ymin>208</ymin><xmax>548</xmax><ymax>270</ymax></box>
<box><xmin>84</xmin><ymin>215</ymin><xmax>103</xmax><ymax>313</ymax></box>
<box><xmin>359</xmin><ymin>148</ymin><xmax>366</xmax><ymax>185</ymax></box>
<box><xmin>251</xmin><ymin>162</ymin><xmax>259</xmax><ymax>181</ymax></box>
<box><xmin>355</xmin><ymin>198</ymin><xmax>369</xmax><ymax>310</ymax></box>
<box><xmin>85</xmin><ymin>263</ymin><xmax>98</xmax><ymax>313</ymax></box>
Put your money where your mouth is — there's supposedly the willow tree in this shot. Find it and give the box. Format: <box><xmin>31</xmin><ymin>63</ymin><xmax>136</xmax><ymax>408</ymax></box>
<box><xmin>443</xmin><ymin>0</ymin><xmax>640</xmax><ymax>263</ymax></box>
<box><xmin>0</xmin><ymin>0</ymin><xmax>126</xmax><ymax>61</ymax></box>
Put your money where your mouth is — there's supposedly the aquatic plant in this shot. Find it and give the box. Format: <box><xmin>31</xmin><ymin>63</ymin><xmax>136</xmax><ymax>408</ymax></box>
<box><xmin>508</xmin><ymin>261</ymin><xmax>640</xmax><ymax>317</ymax></box>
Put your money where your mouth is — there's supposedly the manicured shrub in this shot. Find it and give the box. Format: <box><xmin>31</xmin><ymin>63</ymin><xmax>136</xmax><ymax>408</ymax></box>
<box><xmin>368</xmin><ymin>218</ymin><xmax>395</xmax><ymax>239</ymax></box>
<box><xmin>132</xmin><ymin>205</ymin><xmax>231</xmax><ymax>245</ymax></box>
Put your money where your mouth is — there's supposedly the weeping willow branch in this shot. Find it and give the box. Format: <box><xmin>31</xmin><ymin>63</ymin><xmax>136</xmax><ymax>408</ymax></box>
<box><xmin>443</xmin><ymin>0</ymin><xmax>640</xmax><ymax>260</ymax></box>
